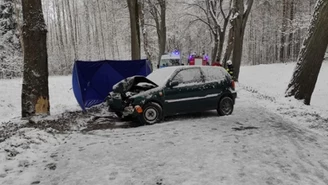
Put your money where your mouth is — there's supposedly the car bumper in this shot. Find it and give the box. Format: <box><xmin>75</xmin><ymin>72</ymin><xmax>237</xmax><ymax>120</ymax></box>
<box><xmin>232</xmin><ymin>91</ymin><xmax>237</xmax><ymax>98</ymax></box>
<box><xmin>109</xmin><ymin>104</ymin><xmax>143</xmax><ymax>118</ymax></box>
<box><xmin>122</xmin><ymin>105</ymin><xmax>136</xmax><ymax>117</ymax></box>
<box><xmin>231</xmin><ymin>91</ymin><xmax>237</xmax><ymax>104</ymax></box>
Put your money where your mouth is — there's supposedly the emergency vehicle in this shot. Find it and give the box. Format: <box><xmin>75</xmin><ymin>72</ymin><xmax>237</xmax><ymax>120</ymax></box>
<box><xmin>188</xmin><ymin>53</ymin><xmax>210</xmax><ymax>66</ymax></box>
<box><xmin>158</xmin><ymin>50</ymin><xmax>182</xmax><ymax>68</ymax></box>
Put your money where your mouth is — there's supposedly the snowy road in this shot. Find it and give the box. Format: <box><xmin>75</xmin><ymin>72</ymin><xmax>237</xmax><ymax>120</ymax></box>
<box><xmin>34</xmin><ymin>94</ymin><xmax>328</xmax><ymax>185</ymax></box>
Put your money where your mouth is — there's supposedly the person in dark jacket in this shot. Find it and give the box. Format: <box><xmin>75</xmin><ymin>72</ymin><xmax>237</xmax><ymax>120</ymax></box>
<box><xmin>226</xmin><ymin>60</ymin><xmax>234</xmax><ymax>78</ymax></box>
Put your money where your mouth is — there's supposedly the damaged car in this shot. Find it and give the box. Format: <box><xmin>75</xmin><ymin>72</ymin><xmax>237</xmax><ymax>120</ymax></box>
<box><xmin>107</xmin><ymin>66</ymin><xmax>237</xmax><ymax>125</ymax></box>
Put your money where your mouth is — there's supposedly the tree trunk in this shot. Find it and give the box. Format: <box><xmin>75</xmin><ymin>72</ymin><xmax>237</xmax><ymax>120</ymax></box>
<box><xmin>222</xmin><ymin>27</ymin><xmax>234</xmax><ymax>67</ymax></box>
<box><xmin>127</xmin><ymin>0</ymin><xmax>141</xmax><ymax>60</ymax></box>
<box><xmin>287</xmin><ymin>0</ymin><xmax>294</xmax><ymax>60</ymax></box>
<box><xmin>139</xmin><ymin>0</ymin><xmax>153</xmax><ymax>70</ymax></box>
<box><xmin>211</xmin><ymin>36</ymin><xmax>219</xmax><ymax>63</ymax></box>
<box><xmin>96</xmin><ymin>0</ymin><xmax>106</xmax><ymax>59</ymax></box>
<box><xmin>216</xmin><ymin>32</ymin><xmax>225</xmax><ymax>62</ymax></box>
<box><xmin>21</xmin><ymin>0</ymin><xmax>49</xmax><ymax>118</ymax></box>
<box><xmin>275</xmin><ymin>30</ymin><xmax>279</xmax><ymax>62</ymax></box>
<box><xmin>157</xmin><ymin>0</ymin><xmax>166</xmax><ymax>67</ymax></box>
<box><xmin>231</xmin><ymin>0</ymin><xmax>253</xmax><ymax>81</ymax></box>
<box><xmin>83</xmin><ymin>0</ymin><xmax>92</xmax><ymax>60</ymax></box>
<box><xmin>294</xmin><ymin>28</ymin><xmax>301</xmax><ymax>59</ymax></box>
<box><xmin>286</xmin><ymin>0</ymin><xmax>328</xmax><ymax>105</ymax></box>
<box><xmin>231</xmin><ymin>19</ymin><xmax>243</xmax><ymax>77</ymax></box>
<box><xmin>280</xmin><ymin>0</ymin><xmax>287</xmax><ymax>63</ymax></box>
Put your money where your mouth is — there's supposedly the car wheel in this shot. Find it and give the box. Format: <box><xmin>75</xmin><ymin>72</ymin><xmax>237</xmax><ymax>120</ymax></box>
<box><xmin>217</xmin><ymin>96</ymin><xmax>234</xmax><ymax>116</ymax></box>
<box><xmin>139</xmin><ymin>102</ymin><xmax>163</xmax><ymax>125</ymax></box>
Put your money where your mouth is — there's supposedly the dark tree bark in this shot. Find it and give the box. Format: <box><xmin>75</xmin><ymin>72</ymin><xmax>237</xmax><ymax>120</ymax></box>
<box><xmin>21</xmin><ymin>0</ymin><xmax>49</xmax><ymax>118</ymax></box>
<box><xmin>294</xmin><ymin>28</ymin><xmax>301</xmax><ymax>59</ymax></box>
<box><xmin>127</xmin><ymin>0</ymin><xmax>141</xmax><ymax>60</ymax></box>
<box><xmin>230</xmin><ymin>0</ymin><xmax>253</xmax><ymax>81</ymax></box>
<box><xmin>139</xmin><ymin>0</ymin><xmax>153</xmax><ymax>70</ymax></box>
<box><xmin>158</xmin><ymin>0</ymin><xmax>166</xmax><ymax>66</ymax></box>
<box><xmin>280</xmin><ymin>0</ymin><xmax>287</xmax><ymax>63</ymax></box>
<box><xmin>147</xmin><ymin>0</ymin><xmax>166</xmax><ymax>67</ymax></box>
<box><xmin>211</xmin><ymin>36</ymin><xmax>219</xmax><ymax>63</ymax></box>
<box><xmin>286</xmin><ymin>0</ymin><xmax>328</xmax><ymax>105</ymax></box>
<box><xmin>222</xmin><ymin>26</ymin><xmax>234</xmax><ymax>67</ymax></box>
<box><xmin>212</xmin><ymin>0</ymin><xmax>232</xmax><ymax>63</ymax></box>
<box><xmin>287</xmin><ymin>0</ymin><xmax>294</xmax><ymax>60</ymax></box>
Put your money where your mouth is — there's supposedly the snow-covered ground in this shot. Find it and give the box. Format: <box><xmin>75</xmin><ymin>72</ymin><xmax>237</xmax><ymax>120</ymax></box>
<box><xmin>1</xmin><ymin>62</ymin><xmax>328</xmax><ymax>184</ymax></box>
<box><xmin>238</xmin><ymin>62</ymin><xmax>328</xmax><ymax>134</ymax></box>
<box><xmin>0</xmin><ymin>76</ymin><xmax>80</xmax><ymax>123</ymax></box>
<box><xmin>24</xmin><ymin>100</ymin><xmax>328</xmax><ymax>185</ymax></box>
<box><xmin>240</xmin><ymin>62</ymin><xmax>328</xmax><ymax>112</ymax></box>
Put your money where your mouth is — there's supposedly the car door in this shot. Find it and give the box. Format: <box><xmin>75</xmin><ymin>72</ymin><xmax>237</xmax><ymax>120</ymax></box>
<box><xmin>163</xmin><ymin>67</ymin><xmax>205</xmax><ymax>115</ymax></box>
<box><xmin>199</xmin><ymin>67</ymin><xmax>227</xmax><ymax>110</ymax></box>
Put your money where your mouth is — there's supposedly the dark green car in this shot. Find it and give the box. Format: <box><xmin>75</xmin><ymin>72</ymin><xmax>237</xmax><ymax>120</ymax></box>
<box><xmin>107</xmin><ymin>66</ymin><xmax>237</xmax><ymax>125</ymax></box>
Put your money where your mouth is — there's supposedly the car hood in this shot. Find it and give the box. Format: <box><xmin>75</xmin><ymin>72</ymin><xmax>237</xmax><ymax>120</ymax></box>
<box><xmin>112</xmin><ymin>75</ymin><xmax>158</xmax><ymax>93</ymax></box>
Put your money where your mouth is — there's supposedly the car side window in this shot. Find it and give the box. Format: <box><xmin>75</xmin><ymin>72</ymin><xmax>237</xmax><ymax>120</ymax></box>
<box><xmin>202</xmin><ymin>67</ymin><xmax>226</xmax><ymax>82</ymax></box>
<box><xmin>172</xmin><ymin>68</ymin><xmax>203</xmax><ymax>84</ymax></box>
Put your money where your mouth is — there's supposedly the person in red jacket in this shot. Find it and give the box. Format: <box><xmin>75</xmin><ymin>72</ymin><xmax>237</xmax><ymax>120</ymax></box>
<box><xmin>212</xmin><ymin>60</ymin><xmax>222</xmax><ymax>66</ymax></box>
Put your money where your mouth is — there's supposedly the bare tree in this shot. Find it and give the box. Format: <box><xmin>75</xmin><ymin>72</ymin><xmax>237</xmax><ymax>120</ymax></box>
<box><xmin>286</xmin><ymin>0</ymin><xmax>328</xmax><ymax>105</ymax></box>
<box><xmin>21</xmin><ymin>0</ymin><xmax>49</xmax><ymax>118</ymax></box>
<box><xmin>127</xmin><ymin>0</ymin><xmax>141</xmax><ymax>60</ymax></box>
<box><xmin>287</xmin><ymin>0</ymin><xmax>295</xmax><ymax>60</ymax></box>
<box><xmin>229</xmin><ymin>0</ymin><xmax>253</xmax><ymax>80</ymax></box>
<box><xmin>15</xmin><ymin>0</ymin><xmax>319</xmax><ymax>77</ymax></box>
<box><xmin>186</xmin><ymin>0</ymin><xmax>232</xmax><ymax>63</ymax></box>
<box><xmin>207</xmin><ymin>0</ymin><xmax>232</xmax><ymax>62</ymax></box>
<box><xmin>146</xmin><ymin>0</ymin><xmax>166</xmax><ymax>66</ymax></box>
<box><xmin>222</xmin><ymin>24</ymin><xmax>234</xmax><ymax>66</ymax></box>
<box><xmin>139</xmin><ymin>0</ymin><xmax>153</xmax><ymax>62</ymax></box>
<box><xmin>280</xmin><ymin>0</ymin><xmax>288</xmax><ymax>63</ymax></box>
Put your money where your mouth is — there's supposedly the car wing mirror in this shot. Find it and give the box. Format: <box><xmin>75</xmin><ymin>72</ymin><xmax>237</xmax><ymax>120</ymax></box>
<box><xmin>169</xmin><ymin>81</ymin><xmax>179</xmax><ymax>88</ymax></box>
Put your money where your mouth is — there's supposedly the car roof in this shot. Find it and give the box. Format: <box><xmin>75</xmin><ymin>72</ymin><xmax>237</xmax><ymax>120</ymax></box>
<box><xmin>164</xmin><ymin>65</ymin><xmax>229</xmax><ymax>78</ymax></box>
<box><xmin>157</xmin><ymin>65</ymin><xmax>224</xmax><ymax>70</ymax></box>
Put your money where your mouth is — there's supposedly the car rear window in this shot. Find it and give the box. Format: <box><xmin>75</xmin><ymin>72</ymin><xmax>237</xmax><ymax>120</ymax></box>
<box><xmin>201</xmin><ymin>67</ymin><xmax>228</xmax><ymax>82</ymax></box>
<box><xmin>172</xmin><ymin>68</ymin><xmax>202</xmax><ymax>84</ymax></box>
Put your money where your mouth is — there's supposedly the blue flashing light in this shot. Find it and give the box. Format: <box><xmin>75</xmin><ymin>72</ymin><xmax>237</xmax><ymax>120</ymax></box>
<box><xmin>171</xmin><ymin>50</ymin><xmax>180</xmax><ymax>56</ymax></box>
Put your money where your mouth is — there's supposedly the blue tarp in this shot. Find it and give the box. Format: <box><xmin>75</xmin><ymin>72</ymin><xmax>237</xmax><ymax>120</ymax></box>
<box><xmin>72</xmin><ymin>59</ymin><xmax>152</xmax><ymax>111</ymax></box>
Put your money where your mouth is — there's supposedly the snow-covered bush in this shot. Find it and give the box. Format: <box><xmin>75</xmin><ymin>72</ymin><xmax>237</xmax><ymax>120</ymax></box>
<box><xmin>0</xmin><ymin>0</ymin><xmax>22</xmax><ymax>79</ymax></box>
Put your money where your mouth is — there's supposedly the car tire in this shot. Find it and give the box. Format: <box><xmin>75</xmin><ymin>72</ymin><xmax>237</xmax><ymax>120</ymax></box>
<box><xmin>217</xmin><ymin>96</ymin><xmax>234</xmax><ymax>116</ymax></box>
<box><xmin>139</xmin><ymin>102</ymin><xmax>163</xmax><ymax>125</ymax></box>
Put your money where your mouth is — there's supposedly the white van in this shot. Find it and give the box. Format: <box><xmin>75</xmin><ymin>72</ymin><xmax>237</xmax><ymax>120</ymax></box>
<box><xmin>158</xmin><ymin>51</ymin><xmax>182</xmax><ymax>68</ymax></box>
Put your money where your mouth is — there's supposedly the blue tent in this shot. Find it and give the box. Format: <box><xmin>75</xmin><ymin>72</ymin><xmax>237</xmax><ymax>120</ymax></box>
<box><xmin>72</xmin><ymin>59</ymin><xmax>152</xmax><ymax>111</ymax></box>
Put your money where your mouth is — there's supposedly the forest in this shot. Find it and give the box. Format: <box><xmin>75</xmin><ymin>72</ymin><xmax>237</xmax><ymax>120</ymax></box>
<box><xmin>2</xmin><ymin>1</ymin><xmax>328</xmax><ymax>184</ymax></box>
<box><xmin>1</xmin><ymin>0</ymin><xmax>322</xmax><ymax>77</ymax></box>
<box><xmin>1</xmin><ymin>0</ymin><xmax>328</xmax><ymax>117</ymax></box>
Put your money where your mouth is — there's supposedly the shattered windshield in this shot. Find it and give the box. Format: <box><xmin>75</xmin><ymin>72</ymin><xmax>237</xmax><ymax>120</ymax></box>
<box><xmin>147</xmin><ymin>67</ymin><xmax>178</xmax><ymax>87</ymax></box>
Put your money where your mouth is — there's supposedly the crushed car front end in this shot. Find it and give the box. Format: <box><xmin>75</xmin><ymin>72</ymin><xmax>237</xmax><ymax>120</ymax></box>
<box><xmin>106</xmin><ymin>76</ymin><xmax>159</xmax><ymax>118</ymax></box>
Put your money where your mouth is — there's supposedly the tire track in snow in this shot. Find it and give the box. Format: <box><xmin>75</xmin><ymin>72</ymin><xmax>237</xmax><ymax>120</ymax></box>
<box><xmin>234</xmin><ymin>97</ymin><xmax>328</xmax><ymax>185</ymax></box>
<box><xmin>32</xmin><ymin>98</ymin><xmax>328</xmax><ymax>185</ymax></box>
<box><xmin>238</xmin><ymin>83</ymin><xmax>328</xmax><ymax>134</ymax></box>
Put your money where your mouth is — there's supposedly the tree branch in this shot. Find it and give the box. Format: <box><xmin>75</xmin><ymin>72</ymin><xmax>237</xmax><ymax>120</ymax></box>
<box><xmin>187</xmin><ymin>13</ymin><xmax>216</xmax><ymax>35</ymax></box>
